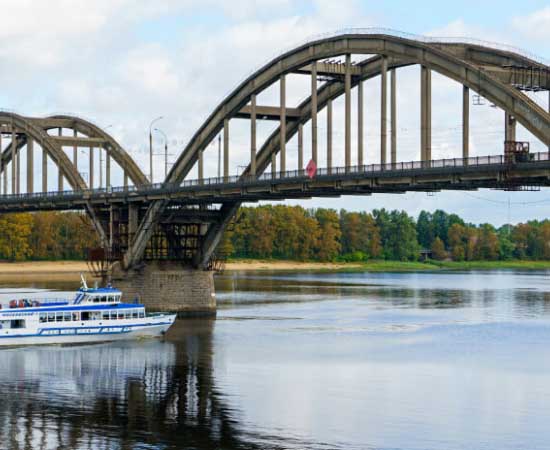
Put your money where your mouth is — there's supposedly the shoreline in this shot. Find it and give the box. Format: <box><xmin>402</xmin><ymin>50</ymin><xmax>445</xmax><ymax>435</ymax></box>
<box><xmin>0</xmin><ymin>259</ymin><xmax>548</xmax><ymax>281</ymax></box>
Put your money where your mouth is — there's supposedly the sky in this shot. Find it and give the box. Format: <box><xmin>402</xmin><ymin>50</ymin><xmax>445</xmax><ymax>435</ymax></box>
<box><xmin>1</xmin><ymin>0</ymin><xmax>550</xmax><ymax>226</ymax></box>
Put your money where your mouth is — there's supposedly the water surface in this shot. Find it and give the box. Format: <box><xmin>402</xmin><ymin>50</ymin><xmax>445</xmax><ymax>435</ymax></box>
<box><xmin>1</xmin><ymin>270</ymin><xmax>550</xmax><ymax>449</ymax></box>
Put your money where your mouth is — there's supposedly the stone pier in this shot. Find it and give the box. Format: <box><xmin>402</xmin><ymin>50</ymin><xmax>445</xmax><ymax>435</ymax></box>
<box><xmin>111</xmin><ymin>261</ymin><xmax>216</xmax><ymax>317</ymax></box>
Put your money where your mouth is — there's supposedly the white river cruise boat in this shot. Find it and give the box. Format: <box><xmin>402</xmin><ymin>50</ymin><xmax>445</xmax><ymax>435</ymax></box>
<box><xmin>0</xmin><ymin>277</ymin><xmax>176</xmax><ymax>347</ymax></box>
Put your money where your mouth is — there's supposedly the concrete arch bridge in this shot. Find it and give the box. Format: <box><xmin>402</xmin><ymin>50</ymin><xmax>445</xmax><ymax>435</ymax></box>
<box><xmin>0</xmin><ymin>30</ymin><xmax>548</xmax><ymax>315</ymax></box>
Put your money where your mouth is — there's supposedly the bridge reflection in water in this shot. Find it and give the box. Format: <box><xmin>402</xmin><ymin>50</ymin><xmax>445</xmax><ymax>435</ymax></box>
<box><xmin>0</xmin><ymin>320</ymin><xmax>272</xmax><ymax>450</ymax></box>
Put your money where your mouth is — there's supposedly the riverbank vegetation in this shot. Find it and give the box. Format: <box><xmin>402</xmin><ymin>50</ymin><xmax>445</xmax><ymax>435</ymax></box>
<box><xmin>219</xmin><ymin>205</ymin><xmax>550</xmax><ymax>263</ymax></box>
<box><xmin>0</xmin><ymin>207</ymin><xmax>549</xmax><ymax>268</ymax></box>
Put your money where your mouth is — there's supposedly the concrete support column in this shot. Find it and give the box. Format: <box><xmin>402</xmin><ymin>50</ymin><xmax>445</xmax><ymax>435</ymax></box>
<box><xmin>391</xmin><ymin>68</ymin><xmax>397</xmax><ymax>165</ymax></box>
<box><xmin>381</xmin><ymin>56</ymin><xmax>388</xmax><ymax>165</ymax></box>
<box><xmin>89</xmin><ymin>147</ymin><xmax>94</xmax><ymax>188</ymax></box>
<box><xmin>27</xmin><ymin>138</ymin><xmax>33</xmax><ymax>194</ymax></box>
<box><xmin>99</xmin><ymin>149</ymin><xmax>103</xmax><ymax>188</ymax></box>
<box><xmin>223</xmin><ymin>118</ymin><xmax>229</xmax><ymax>181</ymax></box>
<box><xmin>124</xmin><ymin>172</ymin><xmax>128</xmax><ymax>189</ymax></box>
<box><xmin>505</xmin><ymin>112</ymin><xmax>517</xmax><ymax>142</ymax></box>
<box><xmin>106</xmin><ymin>153</ymin><xmax>111</xmax><ymax>188</ymax></box>
<box><xmin>16</xmin><ymin>141</ymin><xmax>20</xmax><ymax>194</ymax></box>
<box><xmin>463</xmin><ymin>86</ymin><xmax>470</xmax><ymax>160</ymax></box>
<box><xmin>11</xmin><ymin>130</ymin><xmax>16</xmax><ymax>194</ymax></box>
<box><xmin>345</xmin><ymin>54</ymin><xmax>352</xmax><ymax>170</ymax></box>
<box><xmin>420</xmin><ymin>66</ymin><xmax>432</xmax><ymax>162</ymax></box>
<box><xmin>58</xmin><ymin>128</ymin><xmax>63</xmax><ymax>191</ymax></box>
<box><xmin>358</xmin><ymin>81</ymin><xmax>364</xmax><ymax>166</ymax></box>
<box><xmin>250</xmin><ymin>94</ymin><xmax>257</xmax><ymax>176</ymax></box>
<box><xmin>327</xmin><ymin>98</ymin><xmax>333</xmax><ymax>173</ymax></box>
<box><xmin>128</xmin><ymin>203</ymin><xmax>139</xmax><ymax>240</ymax></box>
<box><xmin>73</xmin><ymin>129</ymin><xmax>78</xmax><ymax>169</ymax></box>
<box><xmin>271</xmin><ymin>153</ymin><xmax>276</xmax><ymax>176</ymax></box>
<box><xmin>42</xmin><ymin>149</ymin><xmax>47</xmax><ymax>192</ymax></box>
<box><xmin>426</xmin><ymin>69</ymin><xmax>432</xmax><ymax>162</ymax></box>
<box><xmin>198</xmin><ymin>149</ymin><xmax>204</xmax><ymax>183</ymax></box>
<box><xmin>298</xmin><ymin>123</ymin><xmax>303</xmax><ymax>171</ymax></box>
<box><xmin>279</xmin><ymin>74</ymin><xmax>286</xmax><ymax>173</ymax></box>
<box><xmin>311</xmin><ymin>63</ymin><xmax>318</xmax><ymax>165</ymax></box>
<box><xmin>0</xmin><ymin>133</ymin><xmax>3</xmax><ymax>195</ymax></box>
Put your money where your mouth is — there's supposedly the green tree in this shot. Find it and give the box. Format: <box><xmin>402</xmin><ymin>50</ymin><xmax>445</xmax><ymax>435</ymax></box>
<box><xmin>431</xmin><ymin>237</ymin><xmax>447</xmax><ymax>260</ymax></box>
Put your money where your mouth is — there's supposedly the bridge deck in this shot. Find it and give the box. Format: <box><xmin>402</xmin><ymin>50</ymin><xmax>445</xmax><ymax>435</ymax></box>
<box><xmin>0</xmin><ymin>152</ymin><xmax>549</xmax><ymax>212</ymax></box>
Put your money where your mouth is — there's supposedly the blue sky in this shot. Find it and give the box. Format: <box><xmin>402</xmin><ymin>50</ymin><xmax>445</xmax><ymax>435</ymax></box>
<box><xmin>0</xmin><ymin>0</ymin><xmax>549</xmax><ymax>225</ymax></box>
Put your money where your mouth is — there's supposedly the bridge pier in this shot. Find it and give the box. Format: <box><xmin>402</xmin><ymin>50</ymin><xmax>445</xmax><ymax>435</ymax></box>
<box><xmin>111</xmin><ymin>261</ymin><xmax>216</xmax><ymax>317</ymax></box>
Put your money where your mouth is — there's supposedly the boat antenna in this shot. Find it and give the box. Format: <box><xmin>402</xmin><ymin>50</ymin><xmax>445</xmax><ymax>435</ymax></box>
<box><xmin>80</xmin><ymin>273</ymin><xmax>88</xmax><ymax>290</ymax></box>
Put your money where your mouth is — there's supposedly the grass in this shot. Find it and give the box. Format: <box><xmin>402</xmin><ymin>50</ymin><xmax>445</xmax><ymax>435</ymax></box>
<box><xmin>225</xmin><ymin>258</ymin><xmax>550</xmax><ymax>272</ymax></box>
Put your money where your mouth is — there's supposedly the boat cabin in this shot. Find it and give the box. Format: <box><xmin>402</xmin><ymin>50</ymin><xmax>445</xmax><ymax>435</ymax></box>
<box><xmin>74</xmin><ymin>287</ymin><xmax>122</xmax><ymax>305</ymax></box>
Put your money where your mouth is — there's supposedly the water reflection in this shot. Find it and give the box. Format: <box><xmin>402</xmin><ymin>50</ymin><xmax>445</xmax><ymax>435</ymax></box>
<box><xmin>0</xmin><ymin>320</ymin><xmax>284</xmax><ymax>450</ymax></box>
<box><xmin>2</xmin><ymin>270</ymin><xmax>550</xmax><ymax>449</ymax></box>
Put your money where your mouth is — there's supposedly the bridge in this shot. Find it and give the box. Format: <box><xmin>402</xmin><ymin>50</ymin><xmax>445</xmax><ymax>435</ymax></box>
<box><xmin>0</xmin><ymin>29</ymin><xmax>548</xmax><ymax>315</ymax></box>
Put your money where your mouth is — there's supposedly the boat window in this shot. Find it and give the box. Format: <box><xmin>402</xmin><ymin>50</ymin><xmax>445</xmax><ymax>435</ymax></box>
<box><xmin>110</xmin><ymin>311</ymin><xmax>117</xmax><ymax>320</ymax></box>
<box><xmin>81</xmin><ymin>312</ymin><xmax>90</xmax><ymax>321</ymax></box>
<box><xmin>117</xmin><ymin>311</ymin><xmax>124</xmax><ymax>320</ymax></box>
<box><xmin>11</xmin><ymin>319</ymin><xmax>25</xmax><ymax>329</ymax></box>
<box><xmin>72</xmin><ymin>312</ymin><xmax>80</xmax><ymax>321</ymax></box>
<box><xmin>55</xmin><ymin>313</ymin><xmax>64</xmax><ymax>322</ymax></box>
<box><xmin>64</xmin><ymin>312</ymin><xmax>72</xmax><ymax>322</ymax></box>
<box><xmin>139</xmin><ymin>310</ymin><xmax>145</xmax><ymax>318</ymax></box>
<box><xmin>124</xmin><ymin>310</ymin><xmax>130</xmax><ymax>319</ymax></box>
<box><xmin>132</xmin><ymin>310</ymin><xmax>138</xmax><ymax>319</ymax></box>
<box><xmin>48</xmin><ymin>312</ymin><xmax>55</xmax><ymax>322</ymax></box>
<box><xmin>39</xmin><ymin>313</ymin><xmax>47</xmax><ymax>323</ymax></box>
<box><xmin>102</xmin><ymin>311</ymin><xmax>110</xmax><ymax>320</ymax></box>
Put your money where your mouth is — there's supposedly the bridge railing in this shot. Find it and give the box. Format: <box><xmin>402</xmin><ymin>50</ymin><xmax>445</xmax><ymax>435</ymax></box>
<box><xmin>0</xmin><ymin>151</ymin><xmax>548</xmax><ymax>202</ymax></box>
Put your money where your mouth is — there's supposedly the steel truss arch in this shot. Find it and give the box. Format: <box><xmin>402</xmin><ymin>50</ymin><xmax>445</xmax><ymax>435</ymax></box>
<box><xmin>128</xmin><ymin>32</ymin><xmax>550</xmax><ymax>269</ymax></box>
<box><xmin>167</xmin><ymin>33</ymin><xmax>550</xmax><ymax>186</ymax></box>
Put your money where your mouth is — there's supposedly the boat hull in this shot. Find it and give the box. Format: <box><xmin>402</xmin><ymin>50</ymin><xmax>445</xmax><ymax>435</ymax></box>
<box><xmin>0</xmin><ymin>317</ymin><xmax>176</xmax><ymax>347</ymax></box>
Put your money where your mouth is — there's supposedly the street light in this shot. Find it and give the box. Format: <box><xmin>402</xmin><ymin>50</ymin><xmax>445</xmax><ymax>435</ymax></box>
<box><xmin>154</xmin><ymin>128</ymin><xmax>171</xmax><ymax>179</ymax></box>
<box><xmin>149</xmin><ymin>116</ymin><xmax>163</xmax><ymax>183</ymax></box>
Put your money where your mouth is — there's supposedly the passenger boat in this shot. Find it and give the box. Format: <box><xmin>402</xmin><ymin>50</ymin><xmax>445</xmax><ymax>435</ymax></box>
<box><xmin>0</xmin><ymin>276</ymin><xmax>176</xmax><ymax>347</ymax></box>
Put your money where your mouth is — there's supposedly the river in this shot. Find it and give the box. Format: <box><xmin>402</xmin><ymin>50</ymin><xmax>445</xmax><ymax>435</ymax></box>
<box><xmin>0</xmin><ymin>270</ymin><xmax>550</xmax><ymax>449</ymax></box>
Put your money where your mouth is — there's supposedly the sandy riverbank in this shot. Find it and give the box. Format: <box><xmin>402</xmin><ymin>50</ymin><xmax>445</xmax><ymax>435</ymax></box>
<box><xmin>0</xmin><ymin>261</ymin><xmax>93</xmax><ymax>282</ymax></box>
<box><xmin>0</xmin><ymin>259</ymin><xmax>549</xmax><ymax>283</ymax></box>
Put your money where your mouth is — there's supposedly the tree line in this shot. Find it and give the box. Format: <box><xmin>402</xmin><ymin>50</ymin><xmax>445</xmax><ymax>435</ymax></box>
<box><xmin>0</xmin><ymin>207</ymin><xmax>548</xmax><ymax>262</ymax></box>
<box><xmin>220</xmin><ymin>205</ymin><xmax>550</xmax><ymax>262</ymax></box>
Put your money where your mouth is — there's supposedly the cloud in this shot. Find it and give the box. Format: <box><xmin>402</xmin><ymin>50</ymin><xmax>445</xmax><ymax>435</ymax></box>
<box><xmin>512</xmin><ymin>7</ymin><xmax>550</xmax><ymax>40</ymax></box>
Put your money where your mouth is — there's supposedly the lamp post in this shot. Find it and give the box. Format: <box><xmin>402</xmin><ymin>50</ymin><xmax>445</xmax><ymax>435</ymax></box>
<box><xmin>154</xmin><ymin>128</ymin><xmax>170</xmax><ymax>179</ymax></box>
<box><xmin>149</xmin><ymin>116</ymin><xmax>163</xmax><ymax>183</ymax></box>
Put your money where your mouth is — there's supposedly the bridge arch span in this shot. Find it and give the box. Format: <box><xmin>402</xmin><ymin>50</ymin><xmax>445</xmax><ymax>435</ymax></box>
<box><xmin>166</xmin><ymin>32</ymin><xmax>550</xmax><ymax>187</ymax></box>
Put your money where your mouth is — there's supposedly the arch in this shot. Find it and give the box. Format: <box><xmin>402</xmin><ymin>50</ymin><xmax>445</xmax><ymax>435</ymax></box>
<box><xmin>128</xmin><ymin>32</ymin><xmax>550</xmax><ymax>269</ymax></box>
<box><xmin>46</xmin><ymin>115</ymin><xmax>149</xmax><ymax>186</ymax></box>
<box><xmin>166</xmin><ymin>33</ymin><xmax>550</xmax><ymax>186</ymax></box>
<box><xmin>0</xmin><ymin>112</ymin><xmax>87</xmax><ymax>190</ymax></box>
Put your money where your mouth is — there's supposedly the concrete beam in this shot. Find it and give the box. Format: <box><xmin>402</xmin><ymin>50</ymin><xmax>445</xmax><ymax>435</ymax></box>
<box><xmin>463</xmin><ymin>86</ymin><xmax>470</xmax><ymax>159</ymax></box>
<box><xmin>250</xmin><ymin>94</ymin><xmax>257</xmax><ymax>176</ymax></box>
<box><xmin>236</xmin><ymin>105</ymin><xmax>300</xmax><ymax>121</ymax></box>
<box><xmin>391</xmin><ymin>68</ymin><xmax>397</xmax><ymax>165</ymax></box>
<box><xmin>280</xmin><ymin>74</ymin><xmax>286</xmax><ymax>173</ymax></box>
<box><xmin>381</xmin><ymin>56</ymin><xmax>388</xmax><ymax>165</ymax></box>
<box><xmin>327</xmin><ymin>98</ymin><xmax>333</xmax><ymax>173</ymax></box>
<box><xmin>296</xmin><ymin>61</ymin><xmax>362</xmax><ymax>77</ymax></box>
<box><xmin>50</xmin><ymin>136</ymin><xmax>107</xmax><ymax>147</ymax></box>
<box><xmin>358</xmin><ymin>80</ymin><xmax>364</xmax><ymax>166</ymax></box>
<box><xmin>27</xmin><ymin>138</ymin><xmax>33</xmax><ymax>194</ymax></box>
<box><xmin>345</xmin><ymin>54</ymin><xmax>351</xmax><ymax>170</ymax></box>
<box><xmin>311</xmin><ymin>63</ymin><xmax>318</xmax><ymax>165</ymax></box>
<box><xmin>223</xmin><ymin>119</ymin><xmax>229</xmax><ymax>181</ymax></box>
